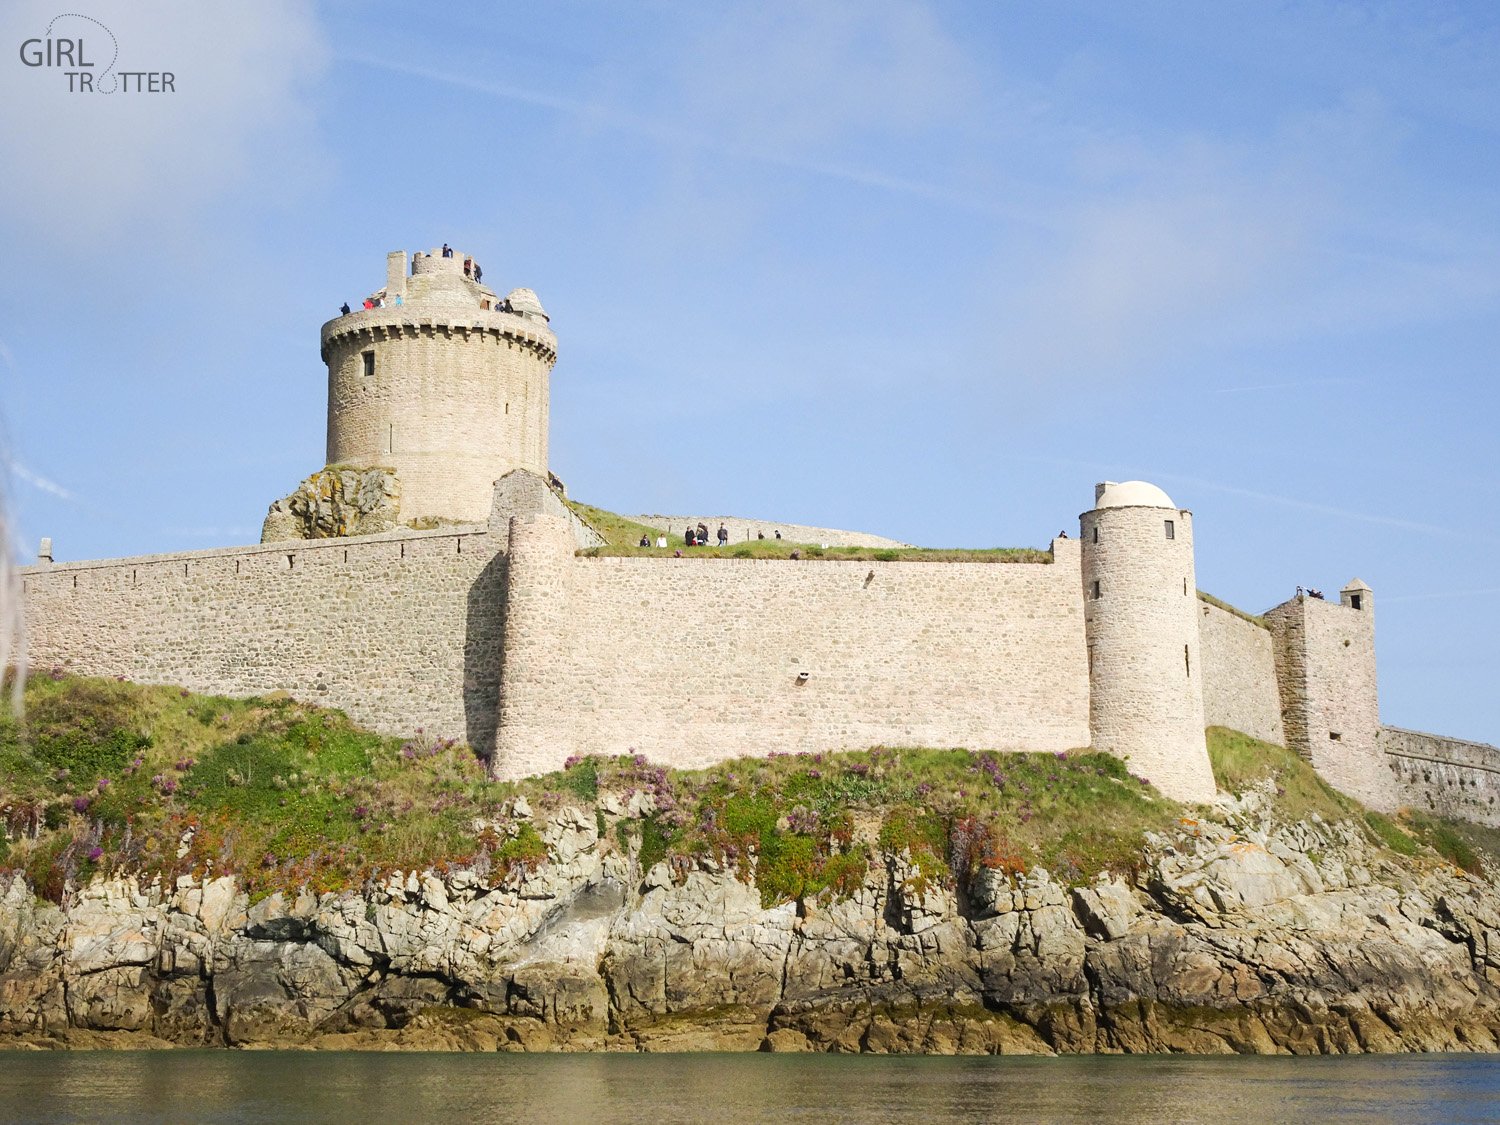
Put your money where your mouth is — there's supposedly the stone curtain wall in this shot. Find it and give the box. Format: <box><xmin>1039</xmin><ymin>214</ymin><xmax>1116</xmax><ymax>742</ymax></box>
<box><xmin>1196</xmin><ymin>600</ymin><xmax>1284</xmax><ymax>745</ymax></box>
<box><xmin>493</xmin><ymin>521</ymin><xmax>1091</xmax><ymax>780</ymax></box>
<box><xmin>21</xmin><ymin>529</ymin><xmax>506</xmax><ymax>754</ymax></box>
<box><xmin>1382</xmin><ymin>726</ymin><xmax>1500</xmax><ymax>829</ymax></box>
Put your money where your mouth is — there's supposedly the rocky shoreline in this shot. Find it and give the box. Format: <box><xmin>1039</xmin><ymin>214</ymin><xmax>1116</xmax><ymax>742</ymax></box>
<box><xmin>4</xmin><ymin>789</ymin><xmax>1500</xmax><ymax>1055</ymax></box>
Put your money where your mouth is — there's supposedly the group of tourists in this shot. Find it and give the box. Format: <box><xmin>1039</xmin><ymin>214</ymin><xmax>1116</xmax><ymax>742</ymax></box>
<box><xmin>634</xmin><ymin>524</ymin><xmax>786</xmax><ymax>548</ymax></box>
<box><xmin>338</xmin><ymin>294</ymin><xmax>404</xmax><ymax>315</ymax></box>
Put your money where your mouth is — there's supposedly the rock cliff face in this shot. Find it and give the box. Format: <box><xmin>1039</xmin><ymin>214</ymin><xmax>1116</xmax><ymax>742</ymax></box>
<box><xmin>261</xmin><ymin>467</ymin><xmax>402</xmax><ymax>542</ymax></box>
<box><xmin>4</xmin><ymin>792</ymin><xmax>1500</xmax><ymax>1054</ymax></box>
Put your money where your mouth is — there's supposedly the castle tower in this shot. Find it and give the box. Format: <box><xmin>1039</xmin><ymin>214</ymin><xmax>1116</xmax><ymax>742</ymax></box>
<box><xmin>1080</xmin><ymin>481</ymin><xmax>1216</xmax><ymax>803</ymax></box>
<box><xmin>318</xmin><ymin>248</ymin><xmax>558</xmax><ymax>526</ymax></box>
<box><xmin>1266</xmin><ymin>578</ymin><xmax>1395</xmax><ymax>810</ymax></box>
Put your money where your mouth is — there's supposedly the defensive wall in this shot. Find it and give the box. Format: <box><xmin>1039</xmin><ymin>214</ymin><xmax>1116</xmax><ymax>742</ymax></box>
<box><xmin>1382</xmin><ymin>727</ymin><xmax>1500</xmax><ymax>829</ymax></box>
<box><xmin>20</xmin><ymin>523</ymin><xmax>507</xmax><ymax>756</ymax></box>
<box><xmin>1197</xmin><ymin>600</ymin><xmax>1284</xmax><ymax>745</ymax></box>
<box><xmin>19</xmin><ymin>481</ymin><xmax>1500</xmax><ymax>818</ymax></box>
<box><xmin>495</xmin><ymin>514</ymin><xmax>1090</xmax><ymax>780</ymax></box>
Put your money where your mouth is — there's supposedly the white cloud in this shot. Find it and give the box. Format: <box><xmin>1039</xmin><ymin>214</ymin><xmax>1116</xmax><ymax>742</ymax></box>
<box><xmin>0</xmin><ymin>0</ymin><xmax>328</xmax><ymax>246</ymax></box>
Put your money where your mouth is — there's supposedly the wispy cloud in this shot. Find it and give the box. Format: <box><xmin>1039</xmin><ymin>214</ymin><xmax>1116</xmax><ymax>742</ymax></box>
<box><xmin>1028</xmin><ymin>455</ymin><xmax>1486</xmax><ymax>542</ymax></box>
<box><xmin>3</xmin><ymin>457</ymin><xmax>76</xmax><ymax>502</ymax></box>
<box><xmin>340</xmin><ymin>27</ymin><xmax>1032</xmax><ymax>223</ymax></box>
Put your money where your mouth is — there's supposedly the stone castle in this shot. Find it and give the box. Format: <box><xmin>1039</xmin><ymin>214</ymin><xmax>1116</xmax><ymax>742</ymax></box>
<box><xmin>17</xmin><ymin>248</ymin><xmax>1498</xmax><ymax>821</ymax></box>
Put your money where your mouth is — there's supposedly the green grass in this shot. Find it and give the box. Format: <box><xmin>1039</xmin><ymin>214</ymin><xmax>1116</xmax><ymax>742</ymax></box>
<box><xmin>563</xmin><ymin>501</ymin><xmax>661</xmax><ymax>548</ymax></box>
<box><xmin>0</xmin><ymin>675</ymin><xmax>503</xmax><ymax>899</ymax></box>
<box><xmin>580</xmin><ymin>540</ymin><xmax>1053</xmax><ymax>564</ymax></box>
<box><xmin>565</xmin><ymin>498</ymin><xmax>1051</xmax><ymax>562</ymax></box>
<box><xmin>1206</xmin><ymin>726</ymin><xmax>1358</xmax><ymax>824</ymax></box>
<box><xmin>10</xmin><ymin>677</ymin><xmax>1498</xmax><ymax>912</ymax></box>
<box><xmin>541</xmin><ymin>744</ymin><xmax>1180</xmax><ymax>905</ymax></box>
<box><xmin>1206</xmin><ymin>726</ymin><xmax>1500</xmax><ymax>875</ymax></box>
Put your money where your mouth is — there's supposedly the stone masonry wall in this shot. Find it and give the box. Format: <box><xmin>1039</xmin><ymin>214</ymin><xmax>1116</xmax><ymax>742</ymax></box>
<box><xmin>1196</xmin><ymin>600</ymin><xmax>1284</xmax><ymax>745</ymax></box>
<box><xmin>20</xmin><ymin>528</ymin><xmax>506</xmax><ymax>755</ymax></box>
<box><xmin>1267</xmin><ymin>595</ymin><xmax>1395</xmax><ymax>811</ymax></box>
<box><xmin>493</xmin><ymin>525</ymin><xmax>1091</xmax><ymax>780</ymax></box>
<box><xmin>1382</xmin><ymin>726</ymin><xmax>1500</xmax><ymax>829</ymax></box>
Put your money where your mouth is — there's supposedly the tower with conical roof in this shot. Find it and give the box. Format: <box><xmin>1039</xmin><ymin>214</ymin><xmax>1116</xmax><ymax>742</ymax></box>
<box><xmin>318</xmin><ymin>247</ymin><xmax>557</xmax><ymax>526</ymax></box>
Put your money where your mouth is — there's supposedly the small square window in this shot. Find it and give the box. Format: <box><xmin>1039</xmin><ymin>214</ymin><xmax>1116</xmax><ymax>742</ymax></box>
<box><xmin>1164</xmin><ymin>519</ymin><xmax>1175</xmax><ymax>539</ymax></box>
<box><xmin>1349</xmin><ymin>594</ymin><xmax>1362</xmax><ymax>611</ymax></box>
<box><xmin>362</xmin><ymin>351</ymin><xmax>375</xmax><ymax>378</ymax></box>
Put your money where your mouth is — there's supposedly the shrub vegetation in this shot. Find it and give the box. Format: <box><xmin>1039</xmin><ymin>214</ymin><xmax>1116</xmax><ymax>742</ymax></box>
<box><xmin>3</xmin><ymin>678</ymin><xmax>1496</xmax><ymax>908</ymax></box>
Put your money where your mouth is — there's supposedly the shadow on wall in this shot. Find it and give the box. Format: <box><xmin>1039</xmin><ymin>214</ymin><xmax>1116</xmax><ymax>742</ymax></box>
<box><xmin>462</xmin><ymin>552</ymin><xmax>506</xmax><ymax>762</ymax></box>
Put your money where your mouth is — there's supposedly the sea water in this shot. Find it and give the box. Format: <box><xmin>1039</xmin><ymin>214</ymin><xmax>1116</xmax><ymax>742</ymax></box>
<box><xmin>2</xmin><ymin>1051</ymin><xmax>1499</xmax><ymax>1124</ymax></box>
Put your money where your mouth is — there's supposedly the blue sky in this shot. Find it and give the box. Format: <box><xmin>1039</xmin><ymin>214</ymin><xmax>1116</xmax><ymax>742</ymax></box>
<box><xmin>0</xmin><ymin>1</ymin><xmax>1495</xmax><ymax>744</ymax></box>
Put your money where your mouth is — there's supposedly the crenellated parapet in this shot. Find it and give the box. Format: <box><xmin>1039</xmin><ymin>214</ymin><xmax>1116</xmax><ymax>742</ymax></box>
<box><xmin>319</xmin><ymin>311</ymin><xmax>558</xmax><ymax>367</ymax></box>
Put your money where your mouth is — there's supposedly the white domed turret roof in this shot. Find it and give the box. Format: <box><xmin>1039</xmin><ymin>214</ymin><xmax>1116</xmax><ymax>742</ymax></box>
<box><xmin>505</xmin><ymin>288</ymin><xmax>548</xmax><ymax>322</ymax></box>
<box><xmin>1093</xmin><ymin>480</ymin><xmax>1177</xmax><ymax>510</ymax></box>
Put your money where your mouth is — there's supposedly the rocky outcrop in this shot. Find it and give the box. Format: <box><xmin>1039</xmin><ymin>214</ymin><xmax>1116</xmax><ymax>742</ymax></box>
<box><xmin>4</xmin><ymin>793</ymin><xmax>1500</xmax><ymax>1053</ymax></box>
<box><xmin>262</xmin><ymin>467</ymin><xmax>402</xmax><ymax>542</ymax></box>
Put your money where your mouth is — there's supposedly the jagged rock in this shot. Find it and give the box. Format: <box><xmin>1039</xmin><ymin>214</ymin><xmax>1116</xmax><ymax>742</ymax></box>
<box><xmin>262</xmin><ymin>467</ymin><xmax>401</xmax><ymax>541</ymax></box>
<box><xmin>5</xmin><ymin>804</ymin><xmax>1500</xmax><ymax>1054</ymax></box>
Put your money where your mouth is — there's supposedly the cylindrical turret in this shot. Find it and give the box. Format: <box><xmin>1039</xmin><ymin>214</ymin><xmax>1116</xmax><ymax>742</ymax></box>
<box><xmin>1080</xmin><ymin>481</ymin><xmax>1216</xmax><ymax>803</ymax></box>
<box><xmin>320</xmin><ymin>248</ymin><xmax>558</xmax><ymax>526</ymax></box>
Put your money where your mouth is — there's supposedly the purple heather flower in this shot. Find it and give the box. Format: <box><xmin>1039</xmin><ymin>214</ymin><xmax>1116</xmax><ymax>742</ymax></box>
<box><xmin>86</xmin><ymin>847</ymin><xmax>103</xmax><ymax>862</ymax></box>
<box><xmin>72</xmin><ymin>796</ymin><xmax>91</xmax><ymax>813</ymax></box>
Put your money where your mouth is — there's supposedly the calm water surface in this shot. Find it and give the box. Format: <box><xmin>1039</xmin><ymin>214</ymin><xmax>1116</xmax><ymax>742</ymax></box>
<box><xmin>1</xmin><ymin>1051</ymin><xmax>1499</xmax><ymax>1124</ymax></box>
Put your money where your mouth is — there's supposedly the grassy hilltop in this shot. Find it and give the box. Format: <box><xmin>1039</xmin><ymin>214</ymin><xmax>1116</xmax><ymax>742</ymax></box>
<box><xmin>0</xmin><ymin>674</ymin><xmax>1495</xmax><ymax>905</ymax></box>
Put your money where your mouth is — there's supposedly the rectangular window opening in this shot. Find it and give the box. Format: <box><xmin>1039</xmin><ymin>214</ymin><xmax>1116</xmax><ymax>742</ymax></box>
<box><xmin>287</xmin><ymin>554</ymin><xmax>294</xmax><ymax>570</ymax></box>
<box><xmin>1329</xmin><ymin>731</ymin><xmax>1343</xmax><ymax>741</ymax></box>
<box><xmin>1184</xmin><ymin>644</ymin><xmax>1191</xmax><ymax>678</ymax></box>
<box><xmin>1164</xmin><ymin>519</ymin><xmax>1175</xmax><ymax>539</ymax></box>
<box><xmin>1349</xmin><ymin>594</ymin><xmax>1363</xmax><ymax>611</ymax></box>
<box><xmin>1091</xmin><ymin>579</ymin><xmax>1101</xmax><ymax>600</ymax></box>
<box><xmin>362</xmin><ymin>350</ymin><xmax>375</xmax><ymax>378</ymax></box>
<box><xmin>1092</xmin><ymin>526</ymin><xmax>1099</xmax><ymax>543</ymax></box>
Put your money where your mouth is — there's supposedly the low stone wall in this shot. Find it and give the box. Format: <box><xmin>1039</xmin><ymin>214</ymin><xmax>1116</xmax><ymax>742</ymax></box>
<box><xmin>1382</xmin><ymin>726</ymin><xmax>1500</xmax><ymax>828</ymax></box>
<box><xmin>1196</xmin><ymin>599</ymin><xmax>1284</xmax><ymax>745</ymax></box>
